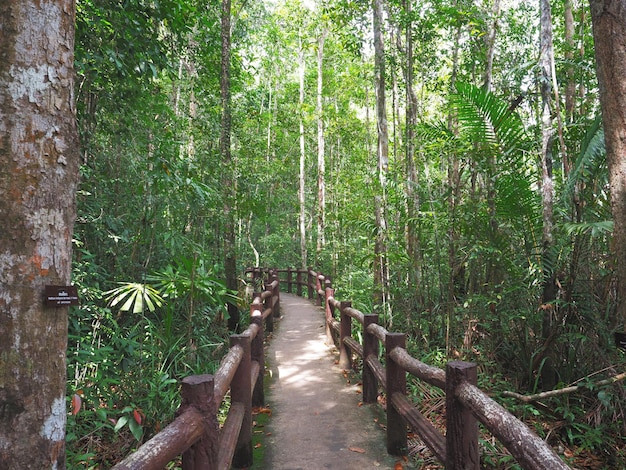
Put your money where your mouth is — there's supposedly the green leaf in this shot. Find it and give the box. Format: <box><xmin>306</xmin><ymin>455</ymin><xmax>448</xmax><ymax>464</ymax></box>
<box><xmin>128</xmin><ymin>418</ymin><xmax>144</xmax><ymax>441</ymax></box>
<box><xmin>114</xmin><ymin>415</ymin><xmax>128</xmax><ymax>433</ymax></box>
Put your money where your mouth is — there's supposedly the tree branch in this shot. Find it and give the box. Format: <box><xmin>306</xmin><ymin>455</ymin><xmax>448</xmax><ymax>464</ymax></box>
<box><xmin>503</xmin><ymin>371</ymin><xmax>626</xmax><ymax>403</ymax></box>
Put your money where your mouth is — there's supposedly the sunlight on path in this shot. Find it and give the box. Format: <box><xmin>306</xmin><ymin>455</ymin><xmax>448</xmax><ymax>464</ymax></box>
<box><xmin>261</xmin><ymin>293</ymin><xmax>404</xmax><ymax>470</ymax></box>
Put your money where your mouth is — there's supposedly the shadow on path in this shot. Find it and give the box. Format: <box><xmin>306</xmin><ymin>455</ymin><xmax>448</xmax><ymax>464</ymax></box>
<box><xmin>259</xmin><ymin>293</ymin><xmax>404</xmax><ymax>470</ymax></box>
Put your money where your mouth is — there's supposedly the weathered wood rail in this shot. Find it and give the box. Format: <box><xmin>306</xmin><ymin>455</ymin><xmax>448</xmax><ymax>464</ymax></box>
<box><xmin>111</xmin><ymin>274</ymin><xmax>281</xmax><ymax>470</ymax></box>
<box><xmin>248</xmin><ymin>266</ymin><xmax>571</xmax><ymax>470</ymax></box>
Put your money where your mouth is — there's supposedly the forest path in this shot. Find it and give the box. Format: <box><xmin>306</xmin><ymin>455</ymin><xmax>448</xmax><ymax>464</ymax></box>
<box><xmin>258</xmin><ymin>293</ymin><xmax>404</xmax><ymax>470</ymax></box>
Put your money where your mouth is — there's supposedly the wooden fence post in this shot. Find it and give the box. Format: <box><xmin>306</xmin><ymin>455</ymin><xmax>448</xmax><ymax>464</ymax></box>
<box><xmin>296</xmin><ymin>269</ymin><xmax>303</xmax><ymax>297</ymax></box>
<box><xmin>446</xmin><ymin>361</ymin><xmax>479</xmax><ymax>470</ymax></box>
<box><xmin>250</xmin><ymin>303</ymin><xmax>264</xmax><ymax>407</ymax></box>
<box><xmin>307</xmin><ymin>268</ymin><xmax>314</xmax><ymax>299</ymax></box>
<box><xmin>230</xmin><ymin>334</ymin><xmax>253</xmax><ymax>469</ymax></box>
<box><xmin>315</xmin><ymin>274</ymin><xmax>323</xmax><ymax>306</ymax></box>
<box><xmin>272</xmin><ymin>271</ymin><xmax>280</xmax><ymax>316</ymax></box>
<box><xmin>339</xmin><ymin>301</ymin><xmax>352</xmax><ymax>370</ymax></box>
<box><xmin>180</xmin><ymin>375</ymin><xmax>219</xmax><ymax>469</ymax></box>
<box><xmin>385</xmin><ymin>332</ymin><xmax>407</xmax><ymax>456</ymax></box>
<box><xmin>325</xmin><ymin>286</ymin><xmax>334</xmax><ymax>345</ymax></box>
<box><xmin>287</xmin><ymin>267</ymin><xmax>293</xmax><ymax>293</ymax></box>
<box><xmin>263</xmin><ymin>282</ymin><xmax>273</xmax><ymax>333</ymax></box>
<box><xmin>362</xmin><ymin>314</ymin><xmax>379</xmax><ymax>404</ymax></box>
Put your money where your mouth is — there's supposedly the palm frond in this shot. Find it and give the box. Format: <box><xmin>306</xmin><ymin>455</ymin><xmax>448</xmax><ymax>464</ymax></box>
<box><xmin>564</xmin><ymin>114</ymin><xmax>606</xmax><ymax>196</ymax></box>
<box><xmin>452</xmin><ymin>82</ymin><xmax>529</xmax><ymax>164</ymax></box>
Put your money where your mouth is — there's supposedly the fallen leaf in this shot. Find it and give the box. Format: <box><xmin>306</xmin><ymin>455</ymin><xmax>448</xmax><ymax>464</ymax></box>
<box><xmin>357</xmin><ymin>402</ymin><xmax>363</xmax><ymax>407</ymax></box>
<box><xmin>394</xmin><ymin>462</ymin><xmax>404</xmax><ymax>470</ymax></box>
<box><xmin>71</xmin><ymin>394</ymin><xmax>82</xmax><ymax>415</ymax></box>
<box><xmin>253</xmin><ymin>407</ymin><xmax>272</xmax><ymax>416</ymax></box>
<box><xmin>349</xmin><ymin>446</ymin><xmax>366</xmax><ymax>454</ymax></box>
<box><xmin>255</xmin><ymin>443</ymin><xmax>262</xmax><ymax>449</ymax></box>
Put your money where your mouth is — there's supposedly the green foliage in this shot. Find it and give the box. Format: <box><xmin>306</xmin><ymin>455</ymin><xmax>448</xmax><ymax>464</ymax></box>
<box><xmin>105</xmin><ymin>283</ymin><xmax>164</xmax><ymax>314</ymax></box>
<box><xmin>68</xmin><ymin>0</ymin><xmax>625</xmax><ymax>466</ymax></box>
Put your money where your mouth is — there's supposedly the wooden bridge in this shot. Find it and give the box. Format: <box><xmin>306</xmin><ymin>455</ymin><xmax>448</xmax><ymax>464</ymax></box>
<box><xmin>112</xmin><ymin>267</ymin><xmax>572</xmax><ymax>470</ymax></box>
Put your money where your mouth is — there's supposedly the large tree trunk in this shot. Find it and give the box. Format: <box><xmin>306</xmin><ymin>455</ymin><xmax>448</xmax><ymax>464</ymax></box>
<box><xmin>0</xmin><ymin>1</ymin><xmax>79</xmax><ymax>467</ymax></box>
<box><xmin>220</xmin><ymin>0</ymin><xmax>239</xmax><ymax>330</ymax></box>
<box><xmin>589</xmin><ymin>0</ymin><xmax>626</xmax><ymax>332</ymax></box>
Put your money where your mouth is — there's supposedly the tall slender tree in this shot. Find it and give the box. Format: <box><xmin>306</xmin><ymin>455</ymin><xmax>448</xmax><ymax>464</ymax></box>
<box><xmin>589</xmin><ymin>0</ymin><xmax>626</xmax><ymax>335</ymax></box>
<box><xmin>373</xmin><ymin>0</ymin><xmax>390</xmax><ymax>314</ymax></box>
<box><xmin>298</xmin><ymin>32</ymin><xmax>308</xmax><ymax>269</ymax></box>
<box><xmin>0</xmin><ymin>1</ymin><xmax>80</xmax><ymax>467</ymax></box>
<box><xmin>221</xmin><ymin>0</ymin><xmax>239</xmax><ymax>330</ymax></box>
<box><xmin>317</xmin><ymin>27</ymin><xmax>328</xmax><ymax>257</ymax></box>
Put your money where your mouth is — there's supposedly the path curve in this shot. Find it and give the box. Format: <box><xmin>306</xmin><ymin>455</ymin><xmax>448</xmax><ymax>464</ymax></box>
<box><xmin>261</xmin><ymin>293</ymin><xmax>402</xmax><ymax>469</ymax></box>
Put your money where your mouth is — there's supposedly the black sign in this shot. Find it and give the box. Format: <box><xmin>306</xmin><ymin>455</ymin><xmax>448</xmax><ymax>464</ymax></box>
<box><xmin>45</xmin><ymin>285</ymin><xmax>79</xmax><ymax>307</ymax></box>
<box><xmin>616</xmin><ymin>332</ymin><xmax>626</xmax><ymax>352</ymax></box>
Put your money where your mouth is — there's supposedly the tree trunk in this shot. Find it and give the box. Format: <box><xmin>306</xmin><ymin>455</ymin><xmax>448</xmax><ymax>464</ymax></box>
<box><xmin>298</xmin><ymin>35</ymin><xmax>308</xmax><ymax>268</ymax></box>
<box><xmin>0</xmin><ymin>1</ymin><xmax>80</xmax><ymax>467</ymax></box>
<box><xmin>373</xmin><ymin>0</ymin><xmax>390</xmax><ymax>315</ymax></box>
<box><xmin>540</xmin><ymin>0</ymin><xmax>557</xmax><ymax>315</ymax></box>
<box><xmin>447</xmin><ymin>20</ymin><xmax>463</xmax><ymax>350</ymax></box>
<box><xmin>482</xmin><ymin>0</ymin><xmax>501</xmax><ymax>92</ymax></box>
<box><xmin>403</xmin><ymin>0</ymin><xmax>422</xmax><ymax>294</ymax></box>
<box><xmin>589</xmin><ymin>0</ymin><xmax>626</xmax><ymax>332</ymax></box>
<box><xmin>220</xmin><ymin>0</ymin><xmax>239</xmax><ymax>330</ymax></box>
<box><xmin>564</xmin><ymin>0</ymin><xmax>576</xmax><ymax>124</ymax></box>
<box><xmin>316</xmin><ymin>28</ymin><xmax>327</xmax><ymax>257</ymax></box>
<box><xmin>536</xmin><ymin>0</ymin><xmax>559</xmax><ymax>388</ymax></box>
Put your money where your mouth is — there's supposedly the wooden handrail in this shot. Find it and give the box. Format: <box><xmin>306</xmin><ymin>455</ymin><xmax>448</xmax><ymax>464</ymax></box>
<box><xmin>113</xmin><ymin>270</ymin><xmax>281</xmax><ymax>469</ymax></box>
<box><xmin>267</xmin><ymin>266</ymin><xmax>572</xmax><ymax>470</ymax></box>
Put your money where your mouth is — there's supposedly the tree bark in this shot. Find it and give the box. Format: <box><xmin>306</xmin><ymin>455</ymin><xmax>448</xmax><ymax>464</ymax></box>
<box><xmin>589</xmin><ymin>0</ymin><xmax>626</xmax><ymax>332</ymax></box>
<box><xmin>537</xmin><ymin>0</ymin><xmax>560</xmax><ymax>388</ymax></box>
<box><xmin>316</xmin><ymin>28</ymin><xmax>327</xmax><ymax>257</ymax></box>
<box><xmin>373</xmin><ymin>0</ymin><xmax>390</xmax><ymax>313</ymax></box>
<box><xmin>220</xmin><ymin>0</ymin><xmax>239</xmax><ymax>330</ymax></box>
<box><xmin>482</xmin><ymin>0</ymin><xmax>501</xmax><ymax>92</ymax></box>
<box><xmin>298</xmin><ymin>34</ymin><xmax>308</xmax><ymax>268</ymax></box>
<box><xmin>402</xmin><ymin>0</ymin><xmax>422</xmax><ymax>294</ymax></box>
<box><xmin>0</xmin><ymin>1</ymin><xmax>79</xmax><ymax>468</ymax></box>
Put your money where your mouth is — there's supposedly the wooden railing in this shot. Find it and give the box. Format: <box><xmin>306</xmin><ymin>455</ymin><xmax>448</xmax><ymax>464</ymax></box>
<box><xmin>111</xmin><ymin>273</ymin><xmax>281</xmax><ymax>470</ymax></box>
<box><xmin>248</xmin><ymin>267</ymin><xmax>571</xmax><ymax>470</ymax></box>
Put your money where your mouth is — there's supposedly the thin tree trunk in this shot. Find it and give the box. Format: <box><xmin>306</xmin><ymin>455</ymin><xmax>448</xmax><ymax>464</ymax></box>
<box><xmin>564</xmin><ymin>0</ymin><xmax>576</xmax><ymax>124</ymax></box>
<box><xmin>316</xmin><ymin>28</ymin><xmax>327</xmax><ymax>257</ymax></box>
<box><xmin>373</xmin><ymin>0</ymin><xmax>390</xmax><ymax>316</ymax></box>
<box><xmin>482</xmin><ymin>0</ymin><xmax>501</xmax><ymax>92</ymax></box>
<box><xmin>447</xmin><ymin>20</ymin><xmax>463</xmax><ymax>351</ymax></box>
<box><xmin>298</xmin><ymin>35</ymin><xmax>308</xmax><ymax>268</ymax></box>
<box><xmin>0</xmin><ymin>1</ymin><xmax>80</xmax><ymax>467</ymax></box>
<box><xmin>537</xmin><ymin>0</ymin><xmax>559</xmax><ymax>387</ymax></box>
<box><xmin>220</xmin><ymin>0</ymin><xmax>239</xmax><ymax>330</ymax></box>
<box><xmin>589</xmin><ymin>0</ymin><xmax>626</xmax><ymax>333</ymax></box>
<box><xmin>402</xmin><ymin>0</ymin><xmax>422</xmax><ymax>294</ymax></box>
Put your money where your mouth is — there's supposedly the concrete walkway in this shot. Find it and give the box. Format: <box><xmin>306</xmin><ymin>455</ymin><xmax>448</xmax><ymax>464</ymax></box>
<box><xmin>260</xmin><ymin>293</ymin><xmax>403</xmax><ymax>469</ymax></box>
